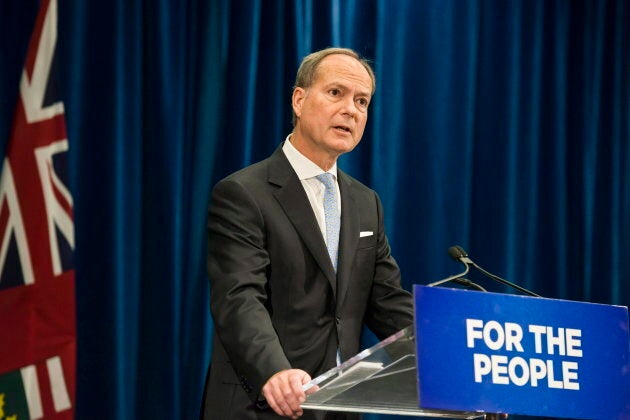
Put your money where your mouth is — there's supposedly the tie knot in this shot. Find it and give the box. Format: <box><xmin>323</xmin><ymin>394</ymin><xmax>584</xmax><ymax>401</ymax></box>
<box><xmin>316</xmin><ymin>173</ymin><xmax>335</xmax><ymax>190</ymax></box>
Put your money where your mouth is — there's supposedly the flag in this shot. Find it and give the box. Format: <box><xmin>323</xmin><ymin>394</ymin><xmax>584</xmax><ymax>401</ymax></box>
<box><xmin>0</xmin><ymin>0</ymin><xmax>75</xmax><ymax>418</ymax></box>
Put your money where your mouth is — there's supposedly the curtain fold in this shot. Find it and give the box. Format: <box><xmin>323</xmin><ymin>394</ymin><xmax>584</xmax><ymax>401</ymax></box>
<box><xmin>0</xmin><ymin>1</ymin><xmax>627</xmax><ymax>419</ymax></box>
<box><xmin>58</xmin><ymin>1</ymin><xmax>221</xmax><ymax>418</ymax></box>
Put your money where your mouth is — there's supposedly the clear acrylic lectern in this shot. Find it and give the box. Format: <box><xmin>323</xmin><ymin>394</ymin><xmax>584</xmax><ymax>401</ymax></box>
<box><xmin>301</xmin><ymin>326</ymin><xmax>486</xmax><ymax>418</ymax></box>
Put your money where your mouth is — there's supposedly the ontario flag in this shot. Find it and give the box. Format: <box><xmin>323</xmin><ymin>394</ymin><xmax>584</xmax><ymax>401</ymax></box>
<box><xmin>0</xmin><ymin>0</ymin><xmax>75</xmax><ymax>418</ymax></box>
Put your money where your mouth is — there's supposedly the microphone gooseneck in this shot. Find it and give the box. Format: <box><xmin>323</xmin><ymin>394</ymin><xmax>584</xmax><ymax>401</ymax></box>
<box><xmin>427</xmin><ymin>254</ymin><xmax>470</xmax><ymax>288</ymax></box>
<box><xmin>452</xmin><ymin>277</ymin><xmax>487</xmax><ymax>292</ymax></box>
<box><xmin>449</xmin><ymin>245</ymin><xmax>541</xmax><ymax>297</ymax></box>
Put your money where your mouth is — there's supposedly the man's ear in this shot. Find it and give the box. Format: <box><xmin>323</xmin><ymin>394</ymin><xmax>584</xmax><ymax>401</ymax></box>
<box><xmin>292</xmin><ymin>87</ymin><xmax>305</xmax><ymax>120</ymax></box>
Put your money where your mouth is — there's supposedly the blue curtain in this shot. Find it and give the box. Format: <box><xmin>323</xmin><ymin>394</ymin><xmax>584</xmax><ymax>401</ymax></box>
<box><xmin>0</xmin><ymin>1</ymin><xmax>627</xmax><ymax>419</ymax></box>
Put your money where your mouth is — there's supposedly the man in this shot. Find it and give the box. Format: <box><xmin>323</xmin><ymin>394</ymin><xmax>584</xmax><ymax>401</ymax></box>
<box><xmin>203</xmin><ymin>47</ymin><xmax>413</xmax><ymax>419</ymax></box>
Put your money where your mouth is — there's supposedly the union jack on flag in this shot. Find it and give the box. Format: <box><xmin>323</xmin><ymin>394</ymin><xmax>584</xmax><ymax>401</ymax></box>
<box><xmin>0</xmin><ymin>0</ymin><xmax>76</xmax><ymax>418</ymax></box>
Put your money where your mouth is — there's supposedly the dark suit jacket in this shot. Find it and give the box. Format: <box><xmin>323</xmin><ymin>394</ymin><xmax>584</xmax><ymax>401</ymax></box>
<box><xmin>203</xmin><ymin>145</ymin><xmax>413</xmax><ymax>419</ymax></box>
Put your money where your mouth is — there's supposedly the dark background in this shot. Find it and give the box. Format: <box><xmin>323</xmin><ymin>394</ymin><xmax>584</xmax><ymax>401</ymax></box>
<box><xmin>1</xmin><ymin>0</ymin><xmax>628</xmax><ymax>418</ymax></box>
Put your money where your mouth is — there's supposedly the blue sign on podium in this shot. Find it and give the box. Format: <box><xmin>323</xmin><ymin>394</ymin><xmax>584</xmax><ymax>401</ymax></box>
<box><xmin>413</xmin><ymin>285</ymin><xmax>629</xmax><ymax>419</ymax></box>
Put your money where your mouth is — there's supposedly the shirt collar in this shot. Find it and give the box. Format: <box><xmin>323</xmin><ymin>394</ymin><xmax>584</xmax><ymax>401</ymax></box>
<box><xmin>282</xmin><ymin>134</ymin><xmax>338</xmax><ymax>180</ymax></box>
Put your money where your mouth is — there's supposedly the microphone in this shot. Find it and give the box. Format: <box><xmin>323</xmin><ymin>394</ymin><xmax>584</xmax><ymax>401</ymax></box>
<box><xmin>452</xmin><ymin>277</ymin><xmax>487</xmax><ymax>292</ymax></box>
<box><xmin>427</xmin><ymin>255</ymin><xmax>470</xmax><ymax>288</ymax></box>
<box><xmin>428</xmin><ymin>248</ymin><xmax>487</xmax><ymax>291</ymax></box>
<box><xmin>449</xmin><ymin>245</ymin><xmax>540</xmax><ymax>297</ymax></box>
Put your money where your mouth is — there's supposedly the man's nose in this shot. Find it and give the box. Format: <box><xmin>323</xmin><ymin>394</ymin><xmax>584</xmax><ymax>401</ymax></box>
<box><xmin>340</xmin><ymin>97</ymin><xmax>357</xmax><ymax>116</ymax></box>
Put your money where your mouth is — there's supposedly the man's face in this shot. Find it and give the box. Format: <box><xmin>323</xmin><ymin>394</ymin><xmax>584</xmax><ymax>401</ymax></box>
<box><xmin>292</xmin><ymin>54</ymin><xmax>373</xmax><ymax>165</ymax></box>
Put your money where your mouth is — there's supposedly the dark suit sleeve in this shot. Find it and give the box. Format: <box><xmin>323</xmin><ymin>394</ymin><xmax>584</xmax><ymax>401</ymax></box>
<box><xmin>364</xmin><ymin>192</ymin><xmax>414</xmax><ymax>339</ymax></box>
<box><xmin>207</xmin><ymin>177</ymin><xmax>291</xmax><ymax>399</ymax></box>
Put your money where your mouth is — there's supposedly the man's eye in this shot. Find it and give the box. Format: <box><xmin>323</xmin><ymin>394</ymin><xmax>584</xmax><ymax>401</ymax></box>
<box><xmin>357</xmin><ymin>98</ymin><xmax>369</xmax><ymax>107</ymax></box>
<box><xmin>329</xmin><ymin>89</ymin><xmax>340</xmax><ymax>96</ymax></box>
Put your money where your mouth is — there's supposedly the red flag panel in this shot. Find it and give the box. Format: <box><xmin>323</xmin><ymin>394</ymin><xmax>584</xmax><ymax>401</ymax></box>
<box><xmin>0</xmin><ymin>0</ymin><xmax>76</xmax><ymax>418</ymax></box>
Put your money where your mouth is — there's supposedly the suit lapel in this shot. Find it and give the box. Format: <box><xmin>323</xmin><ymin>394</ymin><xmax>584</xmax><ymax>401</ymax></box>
<box><xmin>336</xmin><ymin>170</ymin><xmax>360</xmax><ymax>310</ymax></box>
<box><xmin>268</xmin><ymin>147</ymin><xmax>338</xmax><ymax>294</ymax></box>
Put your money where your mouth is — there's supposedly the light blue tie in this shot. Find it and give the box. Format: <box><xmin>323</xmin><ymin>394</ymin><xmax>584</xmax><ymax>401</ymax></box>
<box><xmin>316</xmin><ymin>173</ymin><xmax>340</xmax><ymax>271</ymax></box>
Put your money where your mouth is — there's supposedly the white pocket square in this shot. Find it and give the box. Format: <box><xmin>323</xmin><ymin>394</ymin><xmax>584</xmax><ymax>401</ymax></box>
<box><xmin>359</xmin><ymin>231</ymin><xmax>373</xmax><ymax>237</ymax></box>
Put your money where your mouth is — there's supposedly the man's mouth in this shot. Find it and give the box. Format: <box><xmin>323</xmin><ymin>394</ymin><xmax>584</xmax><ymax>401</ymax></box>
<box><xmin>334</xmin><ymin>126</ymin><xmax>351</xmax><ymax>134</ymax></box>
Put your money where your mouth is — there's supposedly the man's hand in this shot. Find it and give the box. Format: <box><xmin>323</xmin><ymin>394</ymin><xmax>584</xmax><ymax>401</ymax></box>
<box><xmin>261</xmin><ymin>369</ymin><xmax>318</xmax><ymax>418</ymax></box>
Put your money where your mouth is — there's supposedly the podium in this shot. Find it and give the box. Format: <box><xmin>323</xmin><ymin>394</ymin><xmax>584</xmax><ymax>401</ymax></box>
<box><xmin>302</xmin><ymin>286</ymin><xmax>629</xmax><ymax>419</ymax></box>
<box><xmin>302</xmin><ymin>325</ymin><xmax>483</xmax><ymax>418</ymax></box>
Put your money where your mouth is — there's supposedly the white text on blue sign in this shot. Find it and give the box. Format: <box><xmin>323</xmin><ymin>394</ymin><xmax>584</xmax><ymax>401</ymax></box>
<box><xmin>466</xmin><ymin>319</ymin><xmax>582</xmax><ymax>390</ymax></box>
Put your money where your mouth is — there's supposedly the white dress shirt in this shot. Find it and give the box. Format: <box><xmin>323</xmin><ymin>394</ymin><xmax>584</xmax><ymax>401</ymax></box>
<box><xmin>282</xmin><ymin>136</ymin><xmax>341</xmax><ymax>245</ymax></box>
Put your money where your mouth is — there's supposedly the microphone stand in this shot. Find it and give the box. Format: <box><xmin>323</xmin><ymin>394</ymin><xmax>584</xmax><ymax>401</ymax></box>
<box><xmin>450</xmin><ymin>245</ymin><xmax>541</xmax><ymax>297</ymax></box>
<box><xmin>427</xmin><ymin>260</ymin><xmax>470</xmax><ymax>288</ymax></box>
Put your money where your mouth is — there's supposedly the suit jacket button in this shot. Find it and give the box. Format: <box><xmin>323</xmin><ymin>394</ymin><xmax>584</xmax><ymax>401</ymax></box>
<box><xmin>335</xmin><ymin>317</ymin><xmax>340</xmax><ymax>325</ymax></box>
